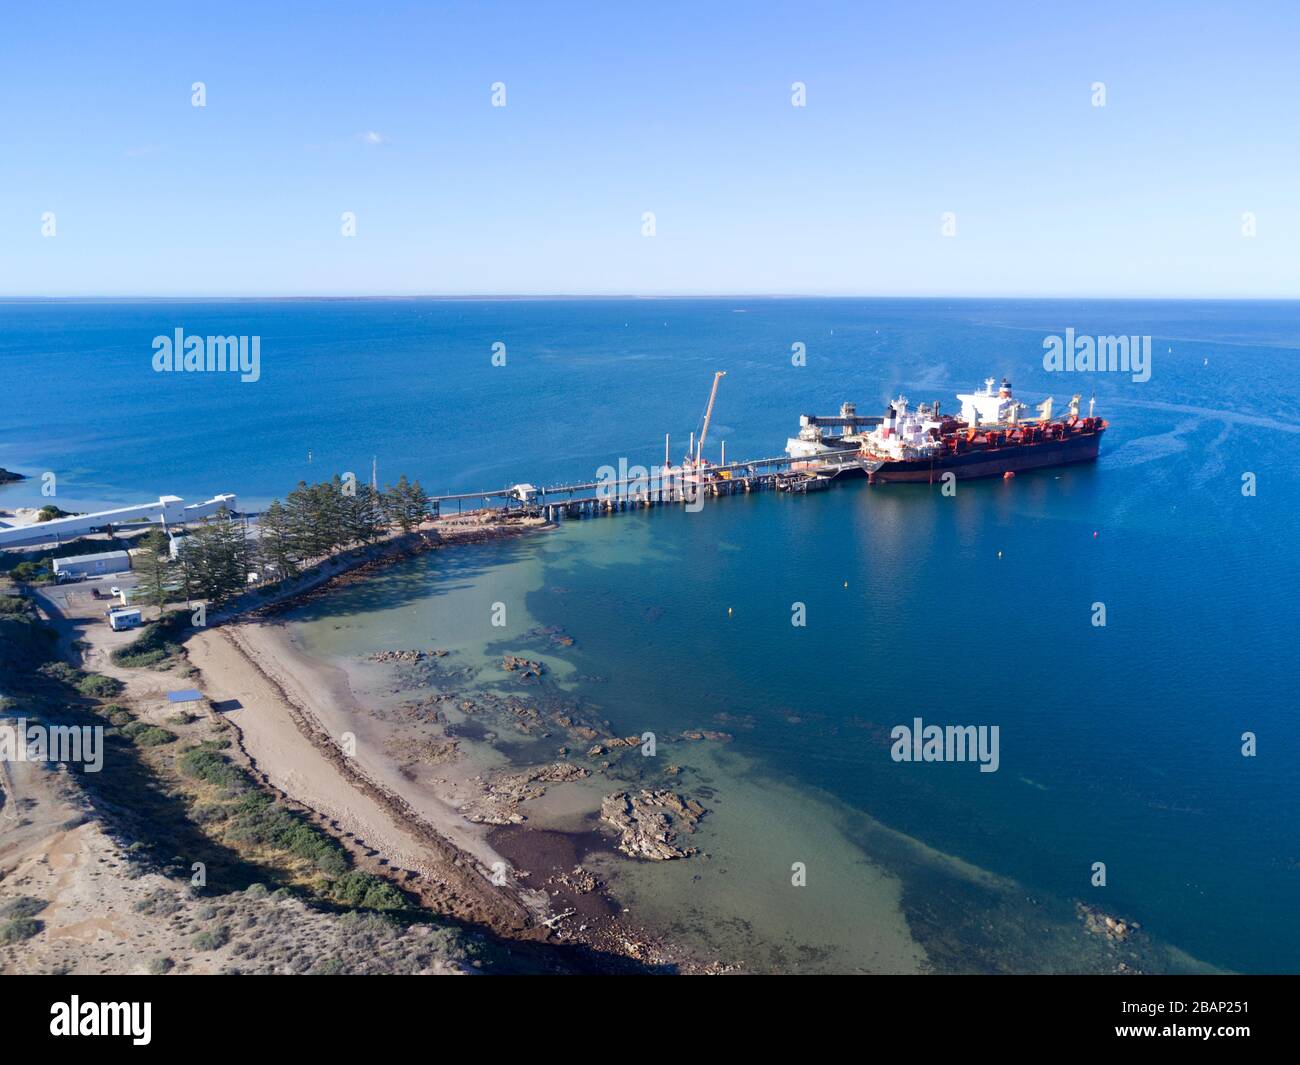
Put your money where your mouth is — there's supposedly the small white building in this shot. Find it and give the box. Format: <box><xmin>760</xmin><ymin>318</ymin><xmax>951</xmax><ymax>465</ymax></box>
<box><xmin>107</xmin><ymin>608</ymin><xmax>143</xmax><ymax>631</ymax></box>
<box><xmin>53</xmin><ymin>550</ymin><xmax>132</xmax><ymax>580</ymax></box>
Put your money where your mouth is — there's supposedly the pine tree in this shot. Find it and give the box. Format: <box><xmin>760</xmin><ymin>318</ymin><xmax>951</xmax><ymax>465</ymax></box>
<box><xmin>258</xmin><ymin>499</ymin><xmax>300</xmax><ymax>582</ymax></box>
<box><xmin>180</xmin><ymin>508</ymin><xmax>251</xmax><ymax>605</ymax></box>
<box><xmin>135</xmin><ymin>528</ymin><xmax>176</xmax><ymax>610</ymax></box>
<box><xmin>345</xmin><ymin>484</ymin><xmax>386</xmax><ymax>545</ymax></box>
<box><xmin>406</xmin><ymin>478</ymin><xmax>430</xmax><ymax>528</ymax></box>
<box><xmin>284</xmin><ymin>482</ymin><xmax>319</xmax><ymax>560</ymax></box>
<box><xmin>318</xmin><ymin>478</ymin><xmax>345</xmax><ymax>553</ymax></box>
<box><xmin>381</xmin><ymin>478</ymin><xmax>407</xmax><ymax>531</ymax></box>
<box><xmin>383</xmin><ymin>475</ymin><xmax>430</xmax><ymax>533</ymax></box>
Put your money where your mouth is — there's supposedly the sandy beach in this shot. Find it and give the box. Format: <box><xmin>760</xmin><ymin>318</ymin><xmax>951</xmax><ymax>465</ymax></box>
<box><xmin>185</xmin><ymin>624</ymin><xmax>546</xmax><ymax>935</ymax></box>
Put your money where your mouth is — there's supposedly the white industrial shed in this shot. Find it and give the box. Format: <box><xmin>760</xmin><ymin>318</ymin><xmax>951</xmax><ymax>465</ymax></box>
<box><xmin>52</xmin><ymin>550</ymin><xmax>132</xmax><ymax>579</ymax></box>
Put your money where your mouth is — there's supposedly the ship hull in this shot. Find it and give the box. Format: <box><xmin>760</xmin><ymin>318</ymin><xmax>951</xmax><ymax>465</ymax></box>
<box><xmin>868</xmin><ymin>430</ymin><xmax>1103</xmax><ymax>483</ymax></box>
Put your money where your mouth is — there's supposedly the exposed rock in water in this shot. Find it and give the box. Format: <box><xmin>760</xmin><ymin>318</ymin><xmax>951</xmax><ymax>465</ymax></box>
<box><xmin>1077</xmin><ymin>902</ymin><xmax>1140</xmax><ymax>943</ymax></box>
<box><xmin>368</xmin><ymin>649</ymin><xmax>435</xmax><ymax>664</ymax></box>
<box><xmin>0</xmin><ymin>468</ymin><xmax>24</xmax><ymax>484</ymax></box>
<box><xmin>552</xmin><ymin>866</ymin><xmax>599</xmax><ymax>894</ymax></box>
<box><xmin>461</xmin><ymin>762</ymin><xmax>590</xmax><ymax>824</ymax></box>
<box><xmin>528</xmin><ymin>625</ymin><xmax>576</xmax><ymax>648</ymax></box>
<box><xmin>600</xmin><ymin>790</ymin><xmax>706</xmax><ymax>860</ymax></box>
<box><xmin>681</xmin><ymin>729</ymin><xmax>732</xmax><ymax>743</ymax></box>
<box><xmin>502</xmin><ymin>654</ymin><xmax>545</xmax><ymax>678</ymax></box>
<box><xmin>401</xmin><ymin>738</ymin><xmax>459</xmax><ymax>766</ymax></box>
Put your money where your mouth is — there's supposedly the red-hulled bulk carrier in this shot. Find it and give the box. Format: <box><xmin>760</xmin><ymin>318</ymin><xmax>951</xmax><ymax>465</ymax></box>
<box><xmin>787</xmin><ymin>377</ymin><xmax>1107</xmax><ymax>484</ymax></box>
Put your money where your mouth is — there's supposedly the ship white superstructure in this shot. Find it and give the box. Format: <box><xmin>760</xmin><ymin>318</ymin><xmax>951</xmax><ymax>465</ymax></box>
<box><xmin>957</xmin><ymin>377</ymin><xmax>1024</xmax><ymax>426</ymax></box>
<box><xmin>860</xmin><ymin>396</ymin><xmax>948</xmax><ymax>461</ymax></box>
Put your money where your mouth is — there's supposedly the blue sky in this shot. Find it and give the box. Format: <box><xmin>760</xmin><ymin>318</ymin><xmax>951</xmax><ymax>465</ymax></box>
<box><xmin>1</xmin><ymin>0</ymin><xmax>1297</xmax><ymax>298</ymax></box>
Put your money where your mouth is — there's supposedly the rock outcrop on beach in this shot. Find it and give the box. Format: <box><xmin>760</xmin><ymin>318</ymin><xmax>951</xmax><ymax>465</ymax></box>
<box><xmin>600</xmin><ymin>790</ymin><xmax>706</xmax><ymax>860</ymax></box>
<box><xmin>461</xmin><ymin>762</ymin><xmax>590</xmax><ymax>824</ymax></box>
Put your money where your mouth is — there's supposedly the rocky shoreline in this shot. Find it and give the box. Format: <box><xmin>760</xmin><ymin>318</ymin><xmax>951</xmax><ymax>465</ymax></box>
<box><xmin>336</xmin><ymin>637</ymin><xmax>736</xmax><ymax>970</ymax></box>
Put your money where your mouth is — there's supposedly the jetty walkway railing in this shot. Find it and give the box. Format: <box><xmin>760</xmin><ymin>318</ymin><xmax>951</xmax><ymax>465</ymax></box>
<box><xmin>428</xmin><ymin>448</ymin><xmax>864</xmax><ymax>521</ymax></box>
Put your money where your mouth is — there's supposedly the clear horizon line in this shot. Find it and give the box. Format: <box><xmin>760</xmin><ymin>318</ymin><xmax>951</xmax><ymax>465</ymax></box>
<box><xmin>3</xmin><ymin>292</ymin><xmax>1300</xmax><ymax>303</ymax></box>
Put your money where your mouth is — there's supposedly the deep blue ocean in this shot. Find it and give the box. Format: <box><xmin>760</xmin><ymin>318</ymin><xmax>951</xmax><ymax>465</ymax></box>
<box><xmin>2</xmin><ymin>298</ymin><xmax>1297</xmax><ymax>971</ymax></box>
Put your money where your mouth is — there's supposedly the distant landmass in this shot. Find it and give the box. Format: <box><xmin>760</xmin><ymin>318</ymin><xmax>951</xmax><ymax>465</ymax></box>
<box><xmin>0</xmin><ymin>467</ymin><xmax>26</xmax><ymax>484</ymax></box>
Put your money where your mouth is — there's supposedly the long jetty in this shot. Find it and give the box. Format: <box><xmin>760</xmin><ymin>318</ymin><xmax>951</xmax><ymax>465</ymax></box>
<box><xmin>429</xmin><ymin>448</ymin><xmax>865</xmax><ymax>522</ymax></box>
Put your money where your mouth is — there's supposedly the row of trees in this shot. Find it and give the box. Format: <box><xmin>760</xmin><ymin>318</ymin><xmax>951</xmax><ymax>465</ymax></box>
<box><xmin>134</xmin><ymin>475</ymin><xmax>431</xmax><ymax>608</ymax></box>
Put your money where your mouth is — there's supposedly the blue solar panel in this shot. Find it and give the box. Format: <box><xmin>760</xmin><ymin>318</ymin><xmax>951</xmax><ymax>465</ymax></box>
<box><xmin>167</xmin><ymin>689</ymin><xmax>203</xmax><ymax>703</ymax></box>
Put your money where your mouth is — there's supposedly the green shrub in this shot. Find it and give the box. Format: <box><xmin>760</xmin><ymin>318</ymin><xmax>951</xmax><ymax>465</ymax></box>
<box><xmin>9</xmin><ymin>560</ymin><xmax>51</xmax><ymax>584</ymax></box>
<box><xmin>0</xmin><ymin>595</ymin><xmax>29</xmax><ymax>615</ymax></box>
<box><xmin>324</xmin><ymin>871</ymin><xmax>408</xmax><ymax>911</ymax></box>
<box><xmin>191</xmin><ymin>926</ymin><xmax>229</xmax><ymax>951</ymax></box>
<box><xmin>121</xmin><ymin>720</ymin><xmax>177</xmax><ymax>746</ymax></box>
<box><xmin>38</xmin><ymin>661</ymin><xmax>81</xmax><ymax>685</ymax></box>
<box><xmin>148</xmin><ymin>957</ymin><xmax>174</xmax><ymax>975</ymax></box>
<box><xmin>0</xmin><ymin>917</ymin><xmax>40</xmax><ymax>944</ymax></box>
<box><xmin>225</xmin><ymin>793</ymin><xmax>348</xmax><ymax>876</ymax></box>
<box><xmin>0</xmin><ymin>896</ymin><xmax>47</xmax><ymax>919</ymax></box>
<box><xmin>76</xmin><ymin>673</ymin><xmax>124</xmax><ymax>698</ymax></box>
<box><xmin>177</xmin><ymin>747</ymin><xmax>247</xmax><ymax>793</ymax></box>
<box><xmin>110</xmin><ymin>612</ymin><xmax>188</xmax><ymax>669</ymax></box>
<box><xmin>133</xmin><ymin>726</ymin><xmax>177</xmax><ymax>747</ymax></box>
